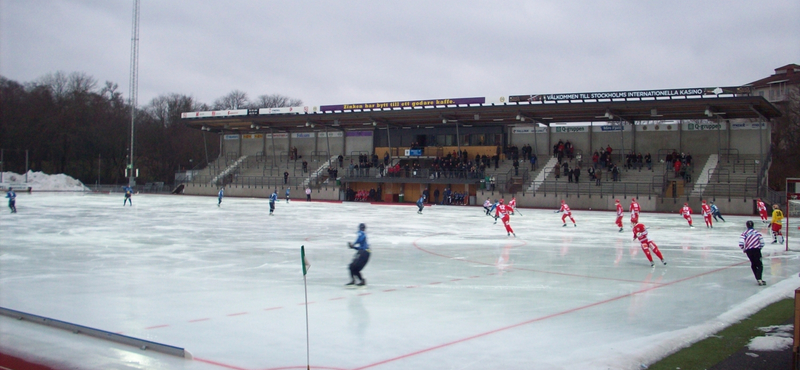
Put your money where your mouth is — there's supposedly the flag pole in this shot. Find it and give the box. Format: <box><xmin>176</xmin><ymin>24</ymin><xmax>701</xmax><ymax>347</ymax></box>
<box><xmin>301</xmin><ymin>245</ymin><xmax>311</xmax><ymax>370</ymax></box>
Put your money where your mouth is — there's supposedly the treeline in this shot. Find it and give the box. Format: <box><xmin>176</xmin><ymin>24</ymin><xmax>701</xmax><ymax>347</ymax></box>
<box><xmin>0</xmin><ymin>72</ymin><xmax>301</xmax><ymax>186</ymax></box>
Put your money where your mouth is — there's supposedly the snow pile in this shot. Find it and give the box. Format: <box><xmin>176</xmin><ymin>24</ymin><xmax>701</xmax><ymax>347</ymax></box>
<box><xmin>747</xmin><ymin>324</ymin><xmax>794</xmax><ymax>351</ymax></box>
<box><xmin>1</xmin><ymin>171</ymin><xmax>89</xmax><ymax>191</ymax></box>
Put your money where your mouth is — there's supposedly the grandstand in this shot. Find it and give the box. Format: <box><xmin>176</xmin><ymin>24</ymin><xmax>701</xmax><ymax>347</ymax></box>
<box><xmin>178</xmin><ymin>86</ymin><xmax>782</xmax><ymax>215</ymax></box>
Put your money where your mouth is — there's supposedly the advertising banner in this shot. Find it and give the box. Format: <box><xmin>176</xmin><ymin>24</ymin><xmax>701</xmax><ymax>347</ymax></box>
<box><xmin>224</xmin><ymin>134</ymin><xmax>240</xmax><ymax>140</ymax></box>
<box><xmin>319</xmin><ymin>131</ymin><xmax>344</xmax><ymax>138</ymax></box>
<box><xmin>552</xmin><ymin>126</ymin><xmax>588</xmax><ymax>133</ymax></box>
<box><xmin>346</xmin><ymin>131</ymin><xmax>373</xmax><ymax>137</ymax></box>
<box><xmin>683</xmin><ymin>122</ymin><xmax>726</xmax><ymax>131</ymax></box>
<box><xmin>258</xmin><ymin>106</ymin><xmax>311</xmax><ymax>115</ymax></box>
<box><xmin>320</xmin><ymin>97</ymin><xmax>485</xmax><ymax>112</ymax></box>
<box><xmin>292</xmin><ymin>132</ymin><xmax>315</xmax><ymax>138</ymax></box>
<box><xmin>181</xmin><ymin>109</ymin><xmax>248</xmax><ymax>119</ymax></box>
<box><xmin>265</xmin><ymin>133</ymin><xmax>289</xmax><ymax>139</ymax></box>
<box><xmin>242</xmin><ymin>134</ymin><xmax>264</xmax><ymax>139</ymax></box>
<box><xmin>730</xmin><ymin>122</ymin><xmax>767</xmax><ymax>130</ymax></box>
<box><xmin>508</xmin><ymin>86</ymin><xmax>751</xmax><ymax>103</ymax></box>
<box><xmin>511</xmin><ymin>126</ymin><xmax>548</xmax><ymax>134</ymax></box>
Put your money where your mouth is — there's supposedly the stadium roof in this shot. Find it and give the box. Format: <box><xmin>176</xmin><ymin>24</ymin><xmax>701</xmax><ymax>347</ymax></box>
<box><xmin>181</xmin><ymin>87</ymin><xmax>782</xmax><ymax>134</ymax></box>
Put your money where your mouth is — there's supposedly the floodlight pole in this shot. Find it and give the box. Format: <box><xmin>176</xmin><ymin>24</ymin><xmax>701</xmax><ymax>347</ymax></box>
<box><xmin>127</xmin><ymin>0</ymin><xmax>140</xmax><ymax>187</ymax></box>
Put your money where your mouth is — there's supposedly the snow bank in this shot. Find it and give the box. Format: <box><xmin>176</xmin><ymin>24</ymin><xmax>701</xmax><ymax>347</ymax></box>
<box><xmin>0</xmin><ymin>171</ymin><xmax>89</xmax><ymax>191</ymax></box>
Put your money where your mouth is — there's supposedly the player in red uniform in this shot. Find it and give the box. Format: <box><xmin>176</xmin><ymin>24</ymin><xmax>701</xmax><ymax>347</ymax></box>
<box><xmin>629</xmin><ymin>198</ymin><xmax>640</xmax><ymax>227</ymax></box>
<box><xmin>508</xmin><ymin>197</ymin><xmax>517</xmax><ymax>215</ymax></box>
<box><xmin>680</xmin><ymin>203</ymin><xmax>694</xmax><ymax>228</ymax></box>
<box><xmin>494</xmin><ymin>199</ymin><xmax>515</xmax><ymax>236</ymax></box>
<box><xmin>756</xmin><ymin>198</ymin><xmax>769</xmax><ymax>224</ymax></box>
<box><xmin>701</xmin><ymin>200</ymin><xmax>713</xmax><ymax>228</ymax></box>
<box><xmin>632</xmin><ymin>222</ymin><xmax>666</xmax><ymax>267</ymax></box>
<box><xmin>557</xmin><ymin>200</ymin><xmax>576</xmax><ymax>227</ymax></box>
<box><xmin>615</xmin><ymin>199</ymin><xmax>624</xmax><ymax>232</ymax></box>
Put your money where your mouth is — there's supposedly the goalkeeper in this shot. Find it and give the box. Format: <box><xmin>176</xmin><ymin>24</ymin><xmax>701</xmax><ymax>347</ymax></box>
<box><xmin>346</xmin><ymin>223</ymin><xmax>371</xmax><ymax>287</ymax></box>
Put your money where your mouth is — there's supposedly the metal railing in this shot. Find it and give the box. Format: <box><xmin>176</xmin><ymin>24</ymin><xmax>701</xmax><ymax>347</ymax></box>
<box><xmin>342</xmin><ymin>167</ymin><xmax>485</xmax><ymax>182</ymax></box>
<box><xmin>524</xmin><ymin>180</ymin><xmax>657</xmax><ymax>199</ymax></box>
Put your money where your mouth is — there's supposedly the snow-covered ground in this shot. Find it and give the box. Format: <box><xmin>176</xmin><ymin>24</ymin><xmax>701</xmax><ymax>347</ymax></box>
<box><xmin>0</xmin><ymin>193</ymin><xmax>798</xmax><ymax>370</ymax></box>
<box><xmin>0</xmin><ymin>171</ymin><xmax>89</xmax><ymax>191</ymax></box>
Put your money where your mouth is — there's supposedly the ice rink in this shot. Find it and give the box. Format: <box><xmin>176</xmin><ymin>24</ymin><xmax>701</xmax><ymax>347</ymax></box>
<box><xmin>1</xmin><ymin>192</ymin><xmax>798</xmax><ymax>370</ymax></box>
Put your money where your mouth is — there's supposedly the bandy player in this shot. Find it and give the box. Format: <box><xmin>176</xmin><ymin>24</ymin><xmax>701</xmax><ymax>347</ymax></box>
<box><xmin>494</xmin><ymin>199</ymin><xmax>515</xmax><ymax>237</ymax></box>
<box><xmin>557</xmin><ymin>200</ymin><xmax>576</xmax><ymax>227</ymax></box>
<box><xmin>633</xmin><ymin>222</ymin><xmax>667</xmax><ymax>267</ymax></box>
<box><xmin>757</xmin><ymin>198</ymin><xmax>769</xmax><ymax>224</ymax></box>
<box><xmin>680</xmin><ymin>203</ymin><xmax>694</xmax><ymax>228</ymax></box>
<box><xmin>508</xmin><ymin>197</ymin><xmax>517</xmax><ymax>215</ymax></box>
<box><xmin>701</xmin><ymin>200</ymin><xmax>713</xmax><ymax>228</ymax></box>
<box><xmin>629</xmin><ymin>198</ymin><xmax>640</xmax><ymax>227</ymax></box>
<box><xmin>615</xmin><ymin>199</ymin><xmax>624</xmax><ymax>232</ymax></box>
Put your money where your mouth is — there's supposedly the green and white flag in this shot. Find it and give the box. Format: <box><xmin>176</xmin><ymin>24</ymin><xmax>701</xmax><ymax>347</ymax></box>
<box><xmin>301</xmin><ymin>245</ymin><xmax>311</xmax><ymax>275</ymax></box>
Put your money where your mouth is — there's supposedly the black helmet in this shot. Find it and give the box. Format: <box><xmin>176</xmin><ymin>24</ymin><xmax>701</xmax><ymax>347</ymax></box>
<box><xmin>359</xmin><ymin>223</ymin><xmax>366</xmax><ymax>231</ymax></box>
<box><xmin>746</xmin><ymin>220</ymin><xmax>754</xmax><ymax>229</ymax></box>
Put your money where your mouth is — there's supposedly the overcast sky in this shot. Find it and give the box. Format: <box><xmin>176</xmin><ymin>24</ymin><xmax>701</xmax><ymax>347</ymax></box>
<box><xmin>1</xmin><ymin>0</ymin><xmax>798</xmax><ymax>109</ymax></box>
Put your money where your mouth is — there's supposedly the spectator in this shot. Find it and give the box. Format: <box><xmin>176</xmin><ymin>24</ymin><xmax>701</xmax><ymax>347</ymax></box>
<box><xmin>513</xmin><ymin>158</ymin><xmax>519</xmax><ymax>175</ymax></box>
<box><xmin>305</xmin><ymin>187</ymin><xmax>312</xmax><ymax>201</ymax></box>
<box><xmin>554</xmin><ymin>163</ymin><xmax>561</xmax><ymax>179</ymax></box>
<box><xmin>595</xmin><ymin>167</ymin><xmax>602</xmax><ymax>186</ymax></box>
<box><xmin>574</xmin><ymin>167</ymin><xmax>581</xmax><ymax>183</ymax></box>
<box><xmin>592</xmin><ymin>151</ymin><xmax>600</xmax><ymax>169</ymax></box>
<box><xmin>673</xmin><ymin>159</ymin><xmax>682</xmax><ymax>178</ymax></box>
<box><xmin>338</xmin><ymin>154</ymin><xmax>344</xmax><ymax>168</ymax></box>
<box><xmin>612</xmin><ymin>164</ymin><xmax>620</xmax><ymax>181</ymax></box>
<box><xmin>645</xmin><ymin>153</ymin><xmax>652</xmax><ymax>170</ymax></box>
<box><xmin>530</xmin><ymin>153</ymin><xmax>538</xmax><ymax>170</ymax></box>
<box><xmin>434</xmin><ymin>188</ymin><xmax>440</xmax><ymax>204</ymax></box>
<box><xmin>686</xmin><ymin>152</ymin><xmax>693</xmax><ymax>166</ymax></box>
<box><xmin>284</xmin><ymin>171</ymin><xmax>289</xmax><ymax>184</ymax></box>
<box><xmin>588</xmin><ymin>166</ymin><xmax>596</xmax><ymax>180</ymax></box>
<box><xmin>302</xmin><ymin>160</ymin><xmax>308</xmax><ymax>173</ymax></box>
<box><xmin>567</xmin><ymin>164</ymin><xmax>574</xmax><ymax>183</ymax></box>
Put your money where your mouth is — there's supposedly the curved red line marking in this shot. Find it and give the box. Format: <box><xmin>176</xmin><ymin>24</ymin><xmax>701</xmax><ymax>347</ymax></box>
<box><xmin>144</xmin><ymin>324</ymin><xmax>169</xmax><ymax>330</ymax></box>
<box><xmin>352</xmin><ymin>261</ymin><xmax>748</xmax><ymax>370</ymax></box>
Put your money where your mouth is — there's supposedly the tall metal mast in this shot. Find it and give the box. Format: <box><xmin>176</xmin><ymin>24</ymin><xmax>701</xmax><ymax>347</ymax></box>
<box><xmin>127</xmin><ymin>0</ymin><xmax>140</xmax><ymax>186</ymax></box>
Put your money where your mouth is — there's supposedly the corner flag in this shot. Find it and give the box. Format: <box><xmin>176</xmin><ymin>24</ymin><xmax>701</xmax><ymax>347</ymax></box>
<box><xmin>301</xmin><ymin>245</ymin><xmax>311</xmax><ymax>275</ymax></box>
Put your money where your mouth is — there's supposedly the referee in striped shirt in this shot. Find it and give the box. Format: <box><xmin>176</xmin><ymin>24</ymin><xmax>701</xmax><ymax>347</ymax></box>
<box><xmin>739</xmin><ymin>220</ymin><xmax>766</xmax><ymax>286</ymax></box>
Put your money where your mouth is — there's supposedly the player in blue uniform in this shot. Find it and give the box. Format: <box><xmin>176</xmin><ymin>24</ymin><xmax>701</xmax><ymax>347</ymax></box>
<box><xmin>218</xmin><ymin>187</ymin><xmax>224</xmax><ymax>207</ymax></box>
<box><xmin>6</xmin><ymin>188</ymin><xmax>17</xmax><ymax>213</ymax></box>
<box><xmin>416</xmin><ymin>195</ymin><xmax>425</xmax><ymax>214</ymax></box>
<box><xmin>123</xmin><ymin>186</ymin><xmax>133</xmax><ymax>206</ymax></box>
<box><xmin>346</xmin><ymin>223</ymin><xmax>371</xmax><ymax>287</ymax></box>
<box><xmin>269</xmin><ymin>190</ymin><xmax>277</xmax><ymax>215</ymax></box>
<box><xmin>285</xmin><ymin>188</ymin><xmax>291</xmax><ymax>203</ymax></box>
<box><xmin>710</xmin><ymin>201</ymin><xmax>725</xmax><ymax>222</ymax></box>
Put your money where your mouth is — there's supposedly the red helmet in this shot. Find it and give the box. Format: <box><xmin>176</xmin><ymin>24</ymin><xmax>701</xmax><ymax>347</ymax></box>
<box><xmin>702</xmin><ymin>200</ymin><xmax>707</xmax><ymax>203</ymax></box>
<box><xmin>499</xmin><ymin>199</ymin><xmax>504</xmax><ymax>204</ymax></box>
<box><xmin>561</xmin><ymin>199</ymin><xmax>565</xmax><ymax>203</ymax></box>
<box><xmin>615</xmin><ymin>199</ymin><xmax>620</xmax><ymax>203</ymax></box>
<box><xmin>684</xmin><ymin>203</ymin><xmax>688</xmax><ymax>206</ymax></box>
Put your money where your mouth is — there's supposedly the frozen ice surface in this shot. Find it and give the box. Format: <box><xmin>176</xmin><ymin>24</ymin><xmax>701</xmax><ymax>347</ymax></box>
<box><xmin>1</xmin><ymin>193</ymin><xmax>798</xmax><ymax>370</ymax></box>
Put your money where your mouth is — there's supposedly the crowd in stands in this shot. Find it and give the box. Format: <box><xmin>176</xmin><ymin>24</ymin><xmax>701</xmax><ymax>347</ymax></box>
<box><xmin>665</xmin><ymin>150</ymin><xmax>693</xmax><ymax>182</ymax></box>
<box><xmin>346</xmin><ymin>187</ymin><xmax>382</xmax><ymax>202</ymax></box>
<box><xmin>553</xmin><ymin>140</ymin><xmax>575</xmax><ymax>162</ymax></box>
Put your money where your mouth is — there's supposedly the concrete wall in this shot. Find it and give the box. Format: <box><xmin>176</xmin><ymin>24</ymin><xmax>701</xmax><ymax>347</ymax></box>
<box><xmin>510</xmin><ymin>121</ymin><xmax>770</xmax><ymax>160</ymax></box>
<box><xmin>182</xmin><ymin>183</ymin><xmax>340</xmax><ymax>200</ymax></box>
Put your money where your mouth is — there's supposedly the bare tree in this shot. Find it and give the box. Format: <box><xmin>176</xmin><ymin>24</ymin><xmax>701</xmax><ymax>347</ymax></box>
<box><xmin>254</xmin><ymin>93</ymin><xmax>303</xmax><ymax>108</ymax></box>
<box><xmin>146</xmin><ymin>93</ymin><xmax>196</xmax><ymax>127</ymax></box>
<box><xmin>213</xmin><ymin>89</ymin><xmax>249</xmax><ymax>110</ymax></box>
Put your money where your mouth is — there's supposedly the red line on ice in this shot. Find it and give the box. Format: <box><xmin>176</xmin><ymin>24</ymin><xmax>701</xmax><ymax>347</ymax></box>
<box><xmin>351</xmin><ymin>260</ymin><xmax>748</xmax><ymax>370</ymax></box>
